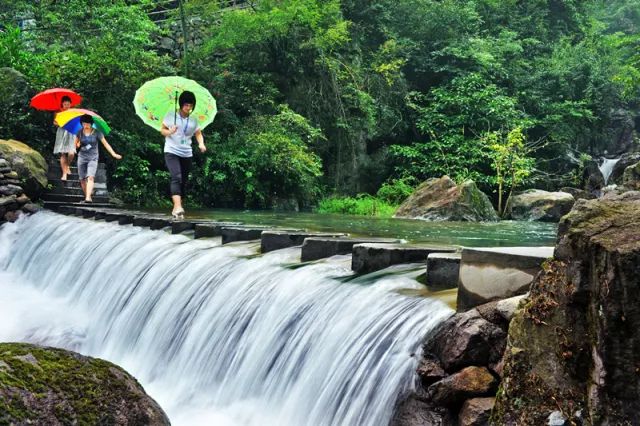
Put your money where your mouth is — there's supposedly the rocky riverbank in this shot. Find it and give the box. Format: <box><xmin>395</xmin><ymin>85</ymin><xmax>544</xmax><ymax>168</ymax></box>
<box><xmin>394</xmin><ymin>191</ymin><xmax>640</xmax><ymax>425</ymax></box>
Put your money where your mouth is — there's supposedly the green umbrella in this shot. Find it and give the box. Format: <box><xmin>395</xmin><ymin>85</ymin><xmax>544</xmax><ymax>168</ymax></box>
<box><xmin>133</xmin><ymin>76</ymin><xmax>217</xmax><ymax>131</ymax></box>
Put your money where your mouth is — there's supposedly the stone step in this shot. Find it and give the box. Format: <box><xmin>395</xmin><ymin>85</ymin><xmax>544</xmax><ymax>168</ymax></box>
<box><xmin>301</xmin><ymin>237</ymin><xmax>402</xmax><ymax>262</ymax></box>
<box><xmin>46</xmin><ymin>186</ymin><xmax>109</xmax><ymax>197</ymax></box>
<box><xmin>45</xmin><ymin>201</ymin><xmax>115</xmax><ymax>212</ymax></box>
<box><xmin>48</xmin><ymin>163</ymin><xmax>106</xmax><ymax>172</ymax></box>
<box><xmin>426</xmin><ymin>252</ymin><xmax>462</xmax><ymax>290</ymax></box>
<box><xmin>457</xmin><ymin>246</ymin><xmax>555</xmax><ymax>312</ymax></box>
<box><xmin>351</xmin><ymin>243</ymin><xmax>457</xmax><ymax>274</ymax></box>
<box><xmin>193</xmin><ymin>222</ymin><xmax>244</xmax><ymax>239</ymax></box>
<box><xmin>260</xmin><ymin>231</ymin><xmax>347</xmax><ymax>253</ymax></box>
<box><xmin>41</xmin><ymin>193</ymin><xmax>110</xmax><ymax>203</ymax></box>
<box><xmin>48</xmin><ymin>178</ymin><xmax>107</xmax><ymax>190</ymax></box>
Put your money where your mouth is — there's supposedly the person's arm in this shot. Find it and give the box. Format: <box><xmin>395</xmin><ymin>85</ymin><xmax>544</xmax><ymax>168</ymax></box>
<box><xmin>100</xmin><ymin>136</ymin><xmax>122</xmax><ymax>160</ymax></box>
<box><xmin>74</xmin><ymin>135</ymin><xmax>80</xmax><ymax>149</ymax></box>
<box><xmin>195</xmin><ymin>129</ymin><xmax>206</xmax><ymax>153</ymax></box>
<box><xmin>160</xmin><ymin>122</ymin><xmax>178</xmax><ymax>137</ymax></box>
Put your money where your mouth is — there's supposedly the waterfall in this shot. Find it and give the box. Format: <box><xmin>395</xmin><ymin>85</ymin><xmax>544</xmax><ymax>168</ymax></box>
<box><xmin>600</xmin><ymin>157</ymin><xmax>621</xmax><ymax>185</ymax></box>
<box><xmin>0</xmin><ymin>212</ymin><xmax>453</xmax><ymax>426</ymax></box>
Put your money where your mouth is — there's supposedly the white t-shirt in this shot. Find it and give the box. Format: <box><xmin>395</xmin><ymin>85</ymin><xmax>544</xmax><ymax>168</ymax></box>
<box><xmin>163</xmin><ymin>111</ymin><xmax>200</xmax><ymax>158</ymax></box>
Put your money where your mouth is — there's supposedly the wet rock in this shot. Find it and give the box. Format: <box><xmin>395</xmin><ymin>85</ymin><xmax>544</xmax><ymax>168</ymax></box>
<box><xmin>417</xmin><ymin>356</ymin><xmax>447</xmax><ymax>387</ymax></box>
<box><xmin>610</xmin><ymin>152</ymin><xmax>640</xmax><ymax>185</ymax></box>
<box><xmin>506</xmin><ymin>189</ymin><xmax>574</xmax><ymax>222</ymax></box>
<box><xmin>4</xmin><ymin>209</ymin><xmax>23</xmax><ymax>222</ymax></box>
<box><xmin>427</xmin><ymin>366</ymin><xmax>497</xmax><ymax>406</ymax></box>
<box><xmin>622</xmin><ymin>160</ymin><xmax>640</xmax><ymax>190</ymax></box>
<box><xmin>426</xmin><ymin>309</ymin><xmax>506</xmax><ymax>371</ymax></box>
<box><xmin>389</xmin><ymin>395</ymin><xmax>455</xmax><ymax>426</ymax></box>
<box><xmin>581</xmin><ymin>159</ymin><xmax>605</xmax><ymax>194</ymax></box>
<box><xmin>0</xmin><ymin>342</ymin><xmax>169</xmax><ymax>425</ymax></box>
<box><xmin>559</xmin><ymin>186</ymin><xmax>595</xmax><ymax>200</ymax></box>
<box><xmin>394</xmin><ymin>176</ymin><xmax>498</xmax><ymax>222</ymax></box>
<box><xmin>16</xmin><ymin>194</ymin><xmax>29</xmax><ymax>205</ymax></box>
<box><xmin>261</xmin><ymin>230</ymin><xmax>346</xmax><ymax>253</ymax></box>
<box><xmin>301</xmin><ymin>237</ymin><xmax>399</xmax><ymax>262</ymax></box>
<box><xmin>458</xmin><ymin>397</ymin><xmax>495</xmax><ymax>426</ymax></box>
<box><xmin>0</xmin><ymin>184</ymin><xmax>23</xmax><ymax>196</ymax></box>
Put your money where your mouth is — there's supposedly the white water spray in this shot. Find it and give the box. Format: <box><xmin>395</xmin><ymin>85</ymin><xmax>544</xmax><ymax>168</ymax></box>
<box><xmin>599</xmin><ymin>157</ymin><xmax>621</xmax><ymax>185</ymax></box>
<box><xmin>0</xmin><ymin>212</ymin><xmax>453</xmax><ymax>425</ymax></box>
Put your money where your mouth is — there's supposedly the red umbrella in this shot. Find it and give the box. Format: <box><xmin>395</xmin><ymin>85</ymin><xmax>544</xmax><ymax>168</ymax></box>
<box><xmin>30</xmin><ymin>88</ymin><xmax>82</xmax><ymax>111</ymax></box>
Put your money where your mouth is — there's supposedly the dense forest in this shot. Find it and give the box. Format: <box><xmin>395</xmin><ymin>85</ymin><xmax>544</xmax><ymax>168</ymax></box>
<box><xmin>1</xmin><ymin>0</ymin><xmax>639</xmax><ymax>210</ymax></box>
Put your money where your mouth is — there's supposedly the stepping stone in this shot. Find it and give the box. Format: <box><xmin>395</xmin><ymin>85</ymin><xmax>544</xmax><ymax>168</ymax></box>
<box><xmin>301</xmin><ymin>237</ymin><xmax>401</xmax><ymax>262</ymax></box>
<box><xmin>132</xmin><ymin>215</ymin><xmax>156</xmax><ymax>227</ymax></box>
<box><xmin>426</xmin><ymin>252</ymin><xmax>462</xmax><ymax>290</ymax></box>
<box><xmin>193</xmin><ymin>222</ymin><xmax>242</xmax><ymax>239</ymax></box>
<box><xmin>457</xmin><ymin>246</ymin><xmax>555</xmax><ymax>312</ymax></box>
<box><xmin>171</xmin><ymin>220</ymin><xmax>212</xmax><ymax>234</ymax></box>
<box><xmin>150</xmin><ymin>217</ymin><xmax>172</xmax><ymax>230</ymax></box>
<box><xmin>221</xmin><ymin>226</ymin><xmax>270</xmax><ymax>244</ymax></box>
<box><xmin>352</xmin><ymin>243</ymin><xmax>457</xmax><ymax>274</ymax></box>
<box><xmin>261</xmin><ymin>230</ymin><xmax>347</xmax><ymax>253</ymax></box>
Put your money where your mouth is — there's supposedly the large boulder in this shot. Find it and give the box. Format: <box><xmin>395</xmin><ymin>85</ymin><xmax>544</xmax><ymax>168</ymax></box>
<box><xmin>622</xmin><ymin>160</ymin><xmax>640</xmax><ymax>190</ymax></box>
<box><xmin>493</xmin><ymin>192</ymin><xmax>640</xmax><ymax>425</ymax></box>
<box><xmin>581</xmin><ymin>159</ymin><xmax>605</xmax><ymax>194</ymax></box>
<box><xmin>506</xmin><ymin>189</ymin><xmax>574</xmax><ymax>222</ymax></box>
<box><xmin>610</xmin><ymin>152</ymin><xmax>640</xmax><ymax>185</ymax></box>
<box><xmin>0</xmin><ymin>342</ymin><xmax>170</xmax><ymax>425</ymax></box>
<box><xmin>394</xmin><ymin>176</ymin><xmax>498</xmax><ymax>222</ymax></box>
<box><xmin>0</xmin><ymin>140</ymin><xmax>47</xmax><ymax>198</ymax></box>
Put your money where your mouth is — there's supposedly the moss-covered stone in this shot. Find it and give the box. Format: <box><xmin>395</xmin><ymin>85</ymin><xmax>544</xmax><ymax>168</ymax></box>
<box><xmin>394</xmin><ymin>176</ymin><xmax>499</xmax><ymax>221</ymax></box>
<box><xmin>0</xmin><ymin>139</ymin><xmax>47</xmax><ymax>199</ymax></box>
<box><xmin>0</xmin><ymin>342</ymin><xmax>170</xmax><ymax>425</ymax></box>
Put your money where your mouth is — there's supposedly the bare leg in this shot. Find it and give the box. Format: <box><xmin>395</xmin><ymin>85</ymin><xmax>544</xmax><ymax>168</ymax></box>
<box><xmin>67</xmin><ymin>153</ymin><xmax>75</xmax><ymax>175</ymax></box>
<box><xmin>80</xmin><ymin>178</ymin><xmax>86</xmax><ymax>198</ymax></box>
<box><xmin>60</xmin><ymin>155</ymin><xmax>68</xmax><ymax>180</ymax></box>
<box><xmin>85</xmin><ymin>176</ymin><xmax>94</xmax><ymax>201</ymax></box>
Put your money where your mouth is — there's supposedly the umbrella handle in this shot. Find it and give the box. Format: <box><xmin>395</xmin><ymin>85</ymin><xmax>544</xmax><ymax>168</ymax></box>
<box><xmin>174</xmin><ymin>90</ymin><xmax>178</xmax><ymax>126</ymax></box>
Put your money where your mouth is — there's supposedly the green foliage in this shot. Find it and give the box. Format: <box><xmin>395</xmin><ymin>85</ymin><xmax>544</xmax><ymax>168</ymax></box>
<box><xmin>390</xmin><ymin>74</ymin><xmax>524</xmax><ymax>187</ymax></box>
<box><xmin>316</xmin><ymin>195</ymin><xmax>397</xmax><ymax>217</ymax></box>
<box><xmin>1</xmin><ymin>0</ymin><xmax>639</xmax><ymax>208</ymax></box>
<box><xmin>196</xmin><ymin>105</ymin><xmax>324</xmax><ymax>208</ymax></box>
<box><xmin>487</xmin><ymin>127</ymin><xmax>536</xmax><ymax>216</ymax></box>
<box><xmin>376</xmin><ymin>177</ymin><xmax>415</xmax><ymax>205</ymax></box>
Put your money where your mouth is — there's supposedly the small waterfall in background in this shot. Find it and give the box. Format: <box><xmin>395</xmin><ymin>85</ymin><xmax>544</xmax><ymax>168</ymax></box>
<box><xmin>599</xmin><ymin>157</ymin><xmax>621</xmax><ymax>185</ymax></box>
<box><xmin>0</xmin><ymin>212</ymin><xmax>453</xmax><ymax>426</ymax></box>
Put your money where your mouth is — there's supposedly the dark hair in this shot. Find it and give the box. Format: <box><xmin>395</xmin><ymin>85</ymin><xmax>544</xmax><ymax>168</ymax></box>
<box><xmin>178</xmin><ymin>91</ymin><xmax>196</xmax><ymax>108</ymax></box>
<box><xmin>80</xmin><ymin>114</ymin><xmax>93</xmax><ymax>124</ymax></box>
<box><xmin>61</xmin><ymin>96</ymin><xmax>71</xmax><ymax>106</ymax></box>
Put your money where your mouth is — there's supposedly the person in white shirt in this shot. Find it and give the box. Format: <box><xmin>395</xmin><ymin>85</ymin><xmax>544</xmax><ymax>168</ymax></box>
<box><xmin>160</xmin><ymin>91</ymin><xmax>206</xmax><ymax>219</ymax></box>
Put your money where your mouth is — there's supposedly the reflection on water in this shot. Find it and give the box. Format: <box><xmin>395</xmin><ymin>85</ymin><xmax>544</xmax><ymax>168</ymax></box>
<box><xmin>147</xmin><ymin>208</ymin><xmax>558</xmax><ymax>247</ymax></box>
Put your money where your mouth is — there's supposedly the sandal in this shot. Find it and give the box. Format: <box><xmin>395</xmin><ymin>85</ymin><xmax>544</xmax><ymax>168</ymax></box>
<box><xmin>172</xmin><ymin>208</ymin><xmax>185</xmax><ymax>220</ymax></box>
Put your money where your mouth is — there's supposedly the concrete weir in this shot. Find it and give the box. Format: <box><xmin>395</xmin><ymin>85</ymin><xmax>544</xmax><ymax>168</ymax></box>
<box><xmin>456</xmin><ymin>246</ymin><xmax>554</xmax><ymax>312</ymax></box>
<box><xmin>301</xmin><ymin>237</ymin><xmax>401</xmax><ymax>262</ymax></box>
<box><xmin>351</xmin><ymin>243</ymin><xmax>457</xmax><ymax>274</ymax></box>
<box><xmin>261</xmin><ymin>231</ymin><xmax>347</xmax><ymax>253</ymax></box>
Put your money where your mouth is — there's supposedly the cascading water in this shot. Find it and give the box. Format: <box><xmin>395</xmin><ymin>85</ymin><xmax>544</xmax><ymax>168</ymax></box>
<box><xmin>599</xmin><ymin>157</ymin><xmax>621</xmax><ymax>185</ymax></box>
<box><xmin>0</xmin><ymin>212</ymin><xmax>453</xmax><ymax>425</ymax></box>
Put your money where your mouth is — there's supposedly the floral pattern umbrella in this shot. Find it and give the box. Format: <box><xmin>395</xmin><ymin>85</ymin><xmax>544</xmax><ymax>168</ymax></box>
<box><xmin>133</xmin><ymin>76</ymin><xmax>217</xmax><ymax>131</ymax></box>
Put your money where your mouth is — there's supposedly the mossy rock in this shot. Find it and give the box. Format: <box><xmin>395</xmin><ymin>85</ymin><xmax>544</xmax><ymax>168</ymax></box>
<box><xmin>0</xmin><ymin>342</ymin><xmax>170</xmax><ymax>425</ymax></box>
<box><xmin>0</xmin><ymin>139</ymin><xmax>47</xmax><ymax>199</ymax></box>
<box><xmin>394</xmin><ymin>176</ymin><xmax>498</xmax><ymax>221</ymax></box>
